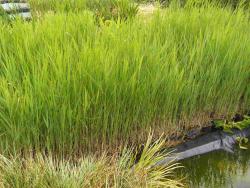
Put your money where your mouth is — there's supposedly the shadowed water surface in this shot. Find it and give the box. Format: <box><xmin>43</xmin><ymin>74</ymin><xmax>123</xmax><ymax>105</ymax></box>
<box><xmin>179</xmin><ymin>141</ymin><xmax>250</xmax><ymax>188</ymax></box>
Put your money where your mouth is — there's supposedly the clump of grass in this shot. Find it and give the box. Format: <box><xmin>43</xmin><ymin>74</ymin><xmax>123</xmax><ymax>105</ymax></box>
<box><xmin>0</xmin><ymin>136</ymin><xmax>183</xmax><ymax>188</ymax></box>
<box><xmin>0</xmin><ymin>4</ymin><xmax>249</xmax><ymax>155</ymax></box>
<box><xmin>29</xmin><ymin>0</ymin><xmax>88</xmax><ymax>13</ymax></box>
<box><xmin>29</xmin><ymin>0</ymin><xmax>138</xmax><ymax>20</ymax></box>
<box><xmin>86</xmin><ymin>0</ymin><xmax>138</xmax><ymax>21</ymax></box>
<box><xmin>0</xmin><ymin>7</ymin><xmax>8</xmax><ymax>21</ymax></box>
<box><xmin>136</xmin><ymin>0</ymin><xmax>250</xmax><ymax>8</ymax></box>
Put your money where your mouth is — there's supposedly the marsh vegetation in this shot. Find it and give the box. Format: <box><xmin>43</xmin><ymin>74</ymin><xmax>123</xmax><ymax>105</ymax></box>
<box><xmin>0</xmin><ymin>0</ymin><xmax>249</xmax><ymax>187</ymax></box>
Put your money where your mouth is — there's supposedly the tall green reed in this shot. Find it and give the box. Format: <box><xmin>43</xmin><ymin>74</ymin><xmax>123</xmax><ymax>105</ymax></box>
<box><xmin>29</xmin><ymin>0</ymin><xmax>138</xmax><ymax>21</ymax></box>
<box><xmin>0</xmin><ymin>5</ymin><xmax>249</xmax><ymax>155</ymax></box>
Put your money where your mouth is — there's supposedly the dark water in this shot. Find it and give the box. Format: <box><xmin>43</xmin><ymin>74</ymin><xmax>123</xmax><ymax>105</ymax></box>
<box><xmin>179</xmin><ymin>142</ymin><xmax>250</xmax><ymax>188</ymax></box>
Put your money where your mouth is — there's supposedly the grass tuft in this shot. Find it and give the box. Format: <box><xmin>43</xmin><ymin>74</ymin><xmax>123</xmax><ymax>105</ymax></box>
<box><xmin>0</xmin><ymin>136</ymin><xmax>183</xmax><ymax>188</ymax></box>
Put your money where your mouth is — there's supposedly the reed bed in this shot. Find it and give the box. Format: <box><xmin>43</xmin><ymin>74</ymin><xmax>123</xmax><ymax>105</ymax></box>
<box><xmin>0</xmin><ymin>4</ymin><xmax>249</xmax><ymax>155</ymax></box>
<box><xmin>29</xmin><ymin>0</ymin><xmax>138</xmax><ymax>20</ymax></box>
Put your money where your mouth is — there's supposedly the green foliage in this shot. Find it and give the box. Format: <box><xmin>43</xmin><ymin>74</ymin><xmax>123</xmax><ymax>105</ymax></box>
<box><xmin>86</xmin><ymin>0</ymin><xmax>138</xmax><ymax>21</ymax></box>
<box><xmin>214</xmin><ymin>116</ymin><xmax>250</xmax><ymax>133</ymax></box>
<box><xmin>29</xmin><ymin>0</ymin><xmax>138</xmax><ymax>21</ymax></box>
<box><xmin>29</xmin><ymin>0</ymin><xmax>88</xmax><ymax>13</ymax></box>
<box><xmin>0</xmin><ymin>6</ymin><xmax>10</xmax><ymax>21</ymax></box>
<box><xmin>0</xmin><ymin>5</ymin><xmax>250</xmax><ymax>155</ymax></box>
<box><xmin>139</xmin><ymin>0</ymin><xmax>250</xmax><ymax>8</ymax></box>
<box><xmin>236</xmin><ymin>136</ymin><xmax>248</xmax><ymax>149</ymax></box>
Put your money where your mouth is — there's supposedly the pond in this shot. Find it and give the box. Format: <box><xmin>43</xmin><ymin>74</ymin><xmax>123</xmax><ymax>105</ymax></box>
<box><xmin>179</xmin><ymin>141</ymin><xmax>250</xmax><ymax>188</ymax></box>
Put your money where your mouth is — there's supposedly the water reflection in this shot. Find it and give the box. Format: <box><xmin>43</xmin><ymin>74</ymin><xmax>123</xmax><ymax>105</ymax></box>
<box><xmin>179</xmin><ymin>142</ymin><xmax>250</xmax><ymax>188</ymax></box>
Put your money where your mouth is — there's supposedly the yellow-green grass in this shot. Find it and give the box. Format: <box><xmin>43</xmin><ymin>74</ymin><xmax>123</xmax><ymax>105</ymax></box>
<box><xmin>0</xmin><ymin>4</ymin><xmax>249</xmax><ymax>155</ymax></box>
<box><xmin>29</xmin><ymin>0</ymin><xmax>138</xmax><ymax>21</ymax></box>
<box><xmin>0</xmin><ymin>136</ymin><xmax>183</xmax><ymax>188</ymax></box>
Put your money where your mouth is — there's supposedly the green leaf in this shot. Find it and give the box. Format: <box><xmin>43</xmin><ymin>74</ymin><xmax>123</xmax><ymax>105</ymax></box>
<box><xmin>236</xmin><ymin>137</ymin><xmax>241</xmax><ymax>142</ymax></box>
<box><xmin>239</xmin><ymin>145</ymin><xmax>248</xmax><ymax>150</ymax></box>
<box><xmin>242</xmin><ymin>137</ymin><xmax>248</xmax><ymax>144</ymax></box>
